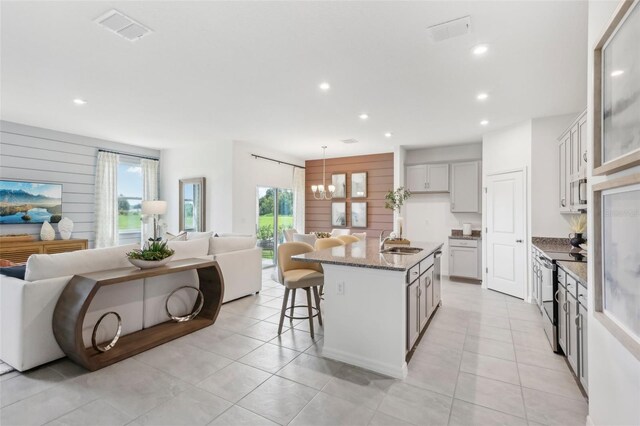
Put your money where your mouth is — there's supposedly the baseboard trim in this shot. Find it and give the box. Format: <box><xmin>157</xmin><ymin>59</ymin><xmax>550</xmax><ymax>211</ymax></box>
<box><xmin>321</xmin><ymin>346</ymin><xmax>407</xmax><ymax>379</ymax></box>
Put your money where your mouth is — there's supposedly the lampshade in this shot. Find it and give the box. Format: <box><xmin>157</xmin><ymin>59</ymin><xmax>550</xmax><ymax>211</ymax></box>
<box><xmin>142</xmin><ymin>200</ymin><xmax>167</xmax><ymax>215</ymax></box>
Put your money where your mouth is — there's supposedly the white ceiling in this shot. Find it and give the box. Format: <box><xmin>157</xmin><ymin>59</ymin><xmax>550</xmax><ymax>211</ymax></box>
<box><xmin>1</xmin><ymin>1</ymin><xmax>588</xmax><ymax>160</ymax></box>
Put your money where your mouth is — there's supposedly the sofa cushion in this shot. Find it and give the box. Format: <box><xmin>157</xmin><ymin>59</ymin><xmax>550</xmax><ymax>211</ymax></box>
<box><xmin>187</xmin><ymin>231</ymin><xmax>213</xmax><ymax>240</ymax></box>
<box><xmin>25</xmin><ymin>244</ymin><xmax>139</xmax><ymax>282</ymax></box>
<box><xmin>165</xmin><ymin>231</ymin><xmax>187</xmax><ymax>241</ymax></box>
<box><xmin>167</xmin><ymin>238</ymin><xmax>210</xmax><ymax>260</ymax></box>
<box><xmin>209</xmin><ymin>235</ymin><xmax>257</xmax><ymax>255</ymax></box>
<box><xmin>0</xmin><ymin>264</ymin><xmax>26</xmax><ymax>279</ymax></box>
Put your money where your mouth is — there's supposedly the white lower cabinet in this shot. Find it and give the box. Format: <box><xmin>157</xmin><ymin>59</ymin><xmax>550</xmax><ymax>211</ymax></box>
<box><xmin>449</xmin><ymin>239</ymin><xmax>480</xmax><ymax>280</ymax></box>
<box><xmin>407</xmin><ymin>257</ymin><xmax>439</xmax><ymax>352</ymax></box>
<box><xmin>407</xmin><ymin>279</ymin><xmax>419</xmax><ymax>350</ymax></box>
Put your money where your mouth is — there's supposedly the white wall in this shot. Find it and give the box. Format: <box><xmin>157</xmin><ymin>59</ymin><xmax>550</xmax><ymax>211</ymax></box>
<box><xmin>160</xmin><ymin>141</ymin><xmax>234</xmax><ymax>234</ymax></box>
<box><xmin>482</xmin><ymin>121</ymin><xmax>532</xmax><ymax>294</ymax></box>
<box><xmin>231</xmin><ymin>141</ymin><xmax>304</xmax><ymax>236</ymax></box>
<box><xmin>403</xmin><ymin>143</ymin><xmax>482</xmax><ymax>276</ymax></box>
<box><xmin>0</xmin><ymin>121</ymin><xmax>160</xmax><ymax>247</ymax></box>
<box><xmin>586</xmin><ymin>1</ymin><xmax>640</xmax><ymax>425</ymax></box>
<box><xmin>531</xmin><ymin>114</ymin><xmax>577</xmax><ymax>238</ymax></box>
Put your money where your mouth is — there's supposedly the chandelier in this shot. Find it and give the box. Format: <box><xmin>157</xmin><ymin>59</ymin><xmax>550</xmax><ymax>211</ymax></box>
<box><xmin>311</xmin><ymin>146</ymin><xmax>335</xmax><ymax>200</ymax></box>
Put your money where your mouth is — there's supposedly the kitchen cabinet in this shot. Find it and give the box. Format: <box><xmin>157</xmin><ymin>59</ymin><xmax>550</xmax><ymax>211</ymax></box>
<box><xmin>450</xmin><ymin>161</ymin><xmax>481</xmax><ymax>213</ymax></box>
<box><xmin>449</xmin><ymin>239</ymin><xmax>480</xmax><ymax>280</ymax></box>
<box><xmin>404</xmin><ymin>164</ymin><xmax>449</xmax><ymax>193</ymax></box>
<box><xmin>407</xmin><ymin>279</ymin><xmax>419</xmax><ymax>350</ymax></box>
<box><xmin>578</xmin><ymin>302</ymin><xmax>588</xmax><ymax>392</ymax></box>
<box><xmin>559</xmin><ymin>136</ymin><xmax>570</xmax><ymax>212</ymax></box>
<box><xmin>566</xmin><ymin>285</ymin><xmax>579</xmax><ymax>374</ymax></box>
<box><xmin>558</xmin><ymin>109</ymin><xmax>587</xmax><ymax>213</ymax></box>
<box><xmin>557</xmin><ymin>271</ymin><xmax>567</xmax><ymax>353</ymax></box>
<box><xmin>406</xmin><ymin>165</ymin><xmax>427</xmax><ymax>193</ymax></box>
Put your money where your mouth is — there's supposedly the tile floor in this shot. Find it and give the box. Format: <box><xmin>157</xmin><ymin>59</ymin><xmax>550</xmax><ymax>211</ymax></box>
<box><xmin>0</xmin><ymin>269</ymin><xmax>588</xmax><ymax>426</ymax></box>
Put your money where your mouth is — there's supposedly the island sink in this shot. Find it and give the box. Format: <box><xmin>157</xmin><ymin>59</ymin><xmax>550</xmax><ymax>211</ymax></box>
<box><xmin>380</xmin><ymin>247</ymin><xmax>423</xmax><ymax>255</ymax></box>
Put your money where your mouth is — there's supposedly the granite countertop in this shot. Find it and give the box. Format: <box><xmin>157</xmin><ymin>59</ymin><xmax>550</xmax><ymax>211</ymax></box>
<box><xmin>531</xmin><ymin>237</ymin><xmax>575</xmax><ymax>255</ymax></box>
<box><xmin>293</xmin><ymin>239</ymin><xmax>444</xmax><ymax>272</ymax></box>
<box><xmin>449</xmin><ymin>235</ymin><xmax>482</xmax><ymax>240</ymax></box>
<box><xmin>557</xmin><ymin>261</ymin><xmax>588</xmax><ymax>287</ymax></box>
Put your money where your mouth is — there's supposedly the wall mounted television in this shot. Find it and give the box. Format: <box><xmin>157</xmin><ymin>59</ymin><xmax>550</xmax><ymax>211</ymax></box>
<box><xmin>0</xmin><ymin>180</ymin><xmax>63</xmax><ymax>224</ymax></box>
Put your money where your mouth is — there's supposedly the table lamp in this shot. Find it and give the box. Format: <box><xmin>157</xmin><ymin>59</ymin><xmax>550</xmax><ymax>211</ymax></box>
<box><xmin>142</xmin><ymin>200</ymin><xmax>167</xmax><ymax>241</ymax></box>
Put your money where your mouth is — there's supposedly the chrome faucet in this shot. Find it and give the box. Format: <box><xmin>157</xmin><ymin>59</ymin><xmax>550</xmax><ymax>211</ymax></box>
<box><xmin>380</xmin><ymin>230</ymin><xmax>392</xmax><ymax>251</ymax></box>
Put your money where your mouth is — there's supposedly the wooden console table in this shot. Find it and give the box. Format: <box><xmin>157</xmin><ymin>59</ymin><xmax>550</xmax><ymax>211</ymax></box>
<box><xmin>52</xmin><ymin>258</ymin><xmax>224</xmax><ymax>371</ymax></box>
<box><xmin>0</xmin><ymin>238</ymin><xmax>88</xmax><ymax>263</ymax></box>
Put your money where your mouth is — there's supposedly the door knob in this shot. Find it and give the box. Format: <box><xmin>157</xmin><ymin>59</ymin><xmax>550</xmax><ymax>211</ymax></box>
<box><xmin>516</xmin><ymin>239</ymin><xmax>523</xmax><ymax>243</ymax></box>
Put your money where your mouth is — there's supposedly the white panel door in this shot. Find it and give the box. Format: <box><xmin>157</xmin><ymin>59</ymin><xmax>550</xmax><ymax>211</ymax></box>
<box><xmin>486</xmin><ymin>170</ymin><xmax>526</xmax><ymax>299</ymax></box>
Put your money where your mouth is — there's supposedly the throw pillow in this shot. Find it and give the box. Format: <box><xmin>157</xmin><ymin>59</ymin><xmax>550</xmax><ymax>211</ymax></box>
<box><xmin>0</xmin><ymin>265</ymin><xmax>27</xmax><ymax>280</ymax></box>
<box><xmin>186</xmin><ymin>231</ymin><xmax>213</xmax><ymax>240</ymax></box>
<box><xmin>165</xmin><ymin>231</ymin><xmax>187</xmax><ymax>241</ymax></box>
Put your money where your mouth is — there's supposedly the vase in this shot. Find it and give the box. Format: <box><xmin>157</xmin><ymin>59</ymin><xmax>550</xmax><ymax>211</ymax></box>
<box><xmin>58</xmin><ymin>217</ymin><xmax>74</xmax><ymax>240</ymax></box>
<box><xmin>40</xmin><ymin>221</ymin><xmax>55</xmax><ymax>241</ymax></box>
<box><xmin>569</xmin><ymin>233</ymin><xmax>585</xmax><ymax>248</ymax></box>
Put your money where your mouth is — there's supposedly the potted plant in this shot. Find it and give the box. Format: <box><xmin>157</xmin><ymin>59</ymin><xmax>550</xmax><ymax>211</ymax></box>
<box><xmin>127</xmin><ymin>240</ymin><xmax>175</xmax><ymax>269</ymax></box>
<box><xmin>385</xmin><ymin>187</ymin><xmax>411</xmax><ymax>239</ymax></box>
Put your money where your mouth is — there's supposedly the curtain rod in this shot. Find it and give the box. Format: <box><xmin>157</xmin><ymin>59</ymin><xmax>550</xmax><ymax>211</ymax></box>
<box><xmin>98</xmin><ymin>149</ymin><xmax>159</xmax><ymax>161</ymax></box>
<box><xmin>251</xmin><ymin>153</ymin><xmax>305</xmax><ymax>169</ymax></box>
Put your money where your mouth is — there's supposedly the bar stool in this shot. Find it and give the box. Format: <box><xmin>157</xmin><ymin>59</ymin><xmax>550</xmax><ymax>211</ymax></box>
<box><xmin>336</xmin><ymin>235</ymin><xmax>360</xmax><ymax>244</ymax></box>
<box><xmin>314</xmin><ymin>237</ymin><xmax>345</xmax><ymax>251</ymax></box>
<box><xmin>277</xmin><ymin>242</ymin><xmax>324</xmax><ymax>338</ymax></box>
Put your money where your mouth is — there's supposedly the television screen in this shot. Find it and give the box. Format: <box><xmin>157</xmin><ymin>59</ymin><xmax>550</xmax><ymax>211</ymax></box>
<box><xmin>0</xmin><ymin>180</ymin><xmax>63</xmax><ymax>224</ymax></box>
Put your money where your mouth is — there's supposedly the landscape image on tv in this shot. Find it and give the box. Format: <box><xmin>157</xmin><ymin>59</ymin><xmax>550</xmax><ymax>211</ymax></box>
<box><xmin>0</xmin><ymin>180</ymin><xmax>62</xmax><ymax>224</ymax></box>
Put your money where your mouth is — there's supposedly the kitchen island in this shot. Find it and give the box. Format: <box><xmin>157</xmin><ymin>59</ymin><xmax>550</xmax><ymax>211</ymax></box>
<box><xmin>293</xmin><ymin>239</ymin><xmax>443</xmax><ymax>378</ymax></box>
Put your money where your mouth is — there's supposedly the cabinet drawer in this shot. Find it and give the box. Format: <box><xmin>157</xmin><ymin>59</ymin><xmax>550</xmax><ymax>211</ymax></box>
<box><xmin>557</xmin><ymin>268</ymin><xmax>566</xmax><ymax>287</ymax></box>
<box><xmin>419</xmin><ymin>255</ymin><xmax>434</xmax><ymax>274</ymax></box>
<box><xmin>578</xmin><ymin>283</ymin><xmax>587</xmax><ymax>307</ymax></box>
<box><xmin>407</xmin><ymin>264</ymin><xmax>420</xmax><ymax>283</ymax></box>
<box><xmin>566</xmin><ymin>276</ymin><xmax>578</xmax><ymax>298</ymax></box>
<box><xmin>449</xmin><ymin>239</ymin><xmax>477</xmax><ymax>248</ymax></box>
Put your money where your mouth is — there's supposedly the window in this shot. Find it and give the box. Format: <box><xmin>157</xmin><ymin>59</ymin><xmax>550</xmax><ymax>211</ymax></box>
<box><xmin>117</xmin><ymin>158</ymin><xmax>143</xmax><ymax>233</ymax></box>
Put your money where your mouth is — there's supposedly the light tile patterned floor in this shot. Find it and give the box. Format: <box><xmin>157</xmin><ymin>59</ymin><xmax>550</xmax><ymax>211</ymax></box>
<box><xmin>0</xmin><ymin>269</ymin><xmax>588</xmax><ymax>425</ymax></box>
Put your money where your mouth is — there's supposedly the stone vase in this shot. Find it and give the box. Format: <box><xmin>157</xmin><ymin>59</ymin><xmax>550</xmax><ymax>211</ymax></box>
<box><xmin>40</xmin><ymin>221</ymin><xmax>55</xmax><ymax>241</ymax></box>
<box><xmin>58</xmin><ymin>217</ymin><xmax>74</xmax><ymax>240</ymax></box>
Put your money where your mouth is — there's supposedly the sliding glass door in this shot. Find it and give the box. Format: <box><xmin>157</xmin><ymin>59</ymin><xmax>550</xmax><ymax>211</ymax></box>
<box><xmin>257</xmin><ymin>187</ymin><xmax>294</xmax><ymax>268</ymax></box>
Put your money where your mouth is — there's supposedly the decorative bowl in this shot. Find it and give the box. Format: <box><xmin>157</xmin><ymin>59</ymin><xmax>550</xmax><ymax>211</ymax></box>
<box><xmin>128</xmin><ymin>255</ymin><xmax>174</xmax><ymax>269</ymax></box>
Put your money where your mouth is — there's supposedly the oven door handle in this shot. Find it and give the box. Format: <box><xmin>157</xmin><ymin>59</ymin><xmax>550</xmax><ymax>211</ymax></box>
<box><xmin>554</xmin><ymin>290</ymin><xmax>560</xmax><ymax>303</ymax></box>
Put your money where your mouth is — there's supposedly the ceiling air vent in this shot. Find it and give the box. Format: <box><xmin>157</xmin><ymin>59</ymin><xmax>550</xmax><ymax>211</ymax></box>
<box><xmin>341</xmin><ymin>139</ymin><xmax>359</xmax><ymax>144</ymax></box>
<box><xmin>426</xmin><ymin>16</ymin><xmax>471</xmax><ymax>42</ymax></box>
<box><xmin>95</xmin><ymin>9</ymin><xmax>152</xmax><ymax>42</ymax></box>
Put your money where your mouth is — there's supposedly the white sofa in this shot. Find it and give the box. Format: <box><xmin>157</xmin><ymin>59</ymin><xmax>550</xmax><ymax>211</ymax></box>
<box><xmin>0</xmin><ymin>235</ymin><xmax>261</xmax><ymax>371</ymax></box>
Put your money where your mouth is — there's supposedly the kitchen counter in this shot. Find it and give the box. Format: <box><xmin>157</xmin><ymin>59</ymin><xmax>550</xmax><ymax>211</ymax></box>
<box><xmin>449</xmin><ymin>235</ymin><xmax>482</xmax><ymax>240</ymax></box>
<box><xmin>532</xmin><ymin>241</ymin><xmax>575</xmax><ymax>254</ymax></box>
<box><xmin>558</xmin><ymin>261</ymin><xmax>588</xmax><ymax>287</ymax></box>
<box><xmin>293</xmin><ymin>239</ymin><xmax>443</xmax><ymax>271</ymax></box>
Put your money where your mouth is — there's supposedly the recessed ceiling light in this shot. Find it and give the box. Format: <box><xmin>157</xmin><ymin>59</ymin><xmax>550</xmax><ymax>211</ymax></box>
<box><xmin>384</xmin><ymin>132</ymin><xmax>393</xmax><ymax>138</ymax></box>
<box><xmin>359</xmin><ymin>113</ymin><xmax>369</xmax><ymax>120</ymax></box>
<box><xmin>480</xmin><ymin>120</ymin><xmax>489</xmax><ymax>126</ymax></box>
<box><xmin>472</xmin><ymin>44</ymin><xmax>489</xmax><ymax>56</ymax></box>
<box><xmin>610</xmin><ymin>70</ymin><xmax>624</xmax><ymax>77</ymax></box>
<box><xmin>319</xmin><ymin>82</ymin><xmax>331</xmax><ymax>91</ymax></box>
<box><xmin>476</xmin><ymin>93</ymin><xmax>488</xmax><ymax>101</ymax></box>
<box><xmin>73</xmin><ymin>98</ymin><xmax>87</xmax><ymax>105</ymax></box>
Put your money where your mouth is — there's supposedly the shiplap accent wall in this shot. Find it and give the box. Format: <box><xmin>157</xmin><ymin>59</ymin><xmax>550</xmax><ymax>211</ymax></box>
<box><xmin>305</xmin><ymin>152</ymin><xmax>394</xmax><ymax>236</ymax></box>
<box><xmin>0</xmin><ymin>121</ymin><xmax>160</xmax><ymax>247</ymax></box>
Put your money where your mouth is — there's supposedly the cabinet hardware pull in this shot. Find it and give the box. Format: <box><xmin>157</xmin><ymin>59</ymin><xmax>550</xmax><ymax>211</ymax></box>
<box><xmin>583</xmin><ymin>151</ymin><xmax>587</xmax><ymax>162</ymax></box>
<box><xmin>561</xmin><ymin>198</ymin><xmax>566</xmax><ymax>207</ymax></box>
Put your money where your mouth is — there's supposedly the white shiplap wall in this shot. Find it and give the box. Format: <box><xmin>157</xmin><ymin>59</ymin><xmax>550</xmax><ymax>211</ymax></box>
<box><xmin>0</xmin><ymin>121</ymin><xmax>160</xmax><ymax>247</ymax></box>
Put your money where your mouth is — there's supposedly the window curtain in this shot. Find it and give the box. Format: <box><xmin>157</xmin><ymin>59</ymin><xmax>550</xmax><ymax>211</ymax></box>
<box><xmin>94</xmin><ymin>151</ymin><xmax>119</xmax><ymax>248</ymax></box>
<box><xmin>293</xmin><ymin>167</ymin><xmax>305</xmax><ymax>233</ymax></box>
<box><xmin>141</xmin><ymin>158</ymin><xmax>160</xmax><ymax>241</ymax></box>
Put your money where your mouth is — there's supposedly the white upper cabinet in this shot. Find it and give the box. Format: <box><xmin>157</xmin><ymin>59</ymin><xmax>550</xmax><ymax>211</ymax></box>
<box><xmin>405</xmin><ymin>163</ymin><xmax>449</xmax><ymax>193</ymax></box>
<box><xmin>406</xmin><ymin>164</ymin><xmax>427</xmax><ymax>192</ymax></box>
<box><xmin>450</xmin><ymin>161</ymin><xmax>481</xmax><ymax>213</ymax></box>
<box><xmin>426</xmin><ymin>164</ymin><xmax>449</xmax><ymax>192</ymax></box>
<box><xmin>558</xmin><ymin>109</ymin><xmax>587</xmax><ymax>213</ymax></box>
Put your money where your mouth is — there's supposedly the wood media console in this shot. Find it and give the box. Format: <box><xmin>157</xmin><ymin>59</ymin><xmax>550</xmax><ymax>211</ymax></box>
<box><xmin>52</xmin><ymin>258</ymin><xmax>224</xmax><ymax>371</ymax></box>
